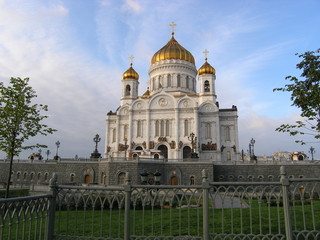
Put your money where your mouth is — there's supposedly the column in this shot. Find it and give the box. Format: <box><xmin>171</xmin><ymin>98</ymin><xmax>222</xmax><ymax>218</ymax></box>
<box><xmin>146</xmin><ymin>109</ymin><xmax>150</xmax><ymax>151</ymax></box>
<box><xmin>174</xmin><ymin>108</ymin><xmax>179</xmax><ymax>159</ymax></box>
<box><xmin>128</xmin><ymin>110</ymin><xmax>133</xmax><ymax>150</ymax></box>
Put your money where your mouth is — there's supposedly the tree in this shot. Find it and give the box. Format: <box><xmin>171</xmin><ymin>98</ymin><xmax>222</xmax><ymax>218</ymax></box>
<box><xmin>0</xmin><ymin>77</ymin><xmax>56</xmax><ymax>198</ymax></box>
<box><xmin>273</xmin><ymin>49</ymin><xmax>320</xmax><ymax>144</ymax></box>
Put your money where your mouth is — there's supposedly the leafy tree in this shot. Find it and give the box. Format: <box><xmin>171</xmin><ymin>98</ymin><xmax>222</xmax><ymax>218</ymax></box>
<box><xmin>0</xmin><ymin>77</ymin><xmax>56</xmax><ymax>198</ymax></box>
<box><xmin>273</xmin><ymin>49</ymin><xmax>320</xmax><ymax>144</ymax></box>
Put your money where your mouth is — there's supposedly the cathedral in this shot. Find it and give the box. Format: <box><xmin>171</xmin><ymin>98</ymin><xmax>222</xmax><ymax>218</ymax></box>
<box><xmin>104</xmin><ymin>25</ymin><xmax>240</xmax><ymax>163</ymax></box>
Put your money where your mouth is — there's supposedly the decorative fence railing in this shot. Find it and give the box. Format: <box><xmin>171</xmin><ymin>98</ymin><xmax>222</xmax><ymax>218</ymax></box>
<box><xmin>1</xmin><ymin>166</ymin><xmax>320</xmax><ymax>240</ymax></box>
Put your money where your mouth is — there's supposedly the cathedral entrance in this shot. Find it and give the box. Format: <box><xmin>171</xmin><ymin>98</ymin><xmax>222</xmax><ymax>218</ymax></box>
<box><xmin>85</xmin><ymin>175</ymin><xmax>91</xmax><ymax>184</ymax></box>
<box><xmin>158</xmin><ymin>145</ymin><xmax>168</xmax><ymax>159</ymax></box>
<box><xmin>171</xmin><ymin>176</ymin><xmax>178</xmax><ymax>185</ymax></box>
<box><xmin>183</xmin><ymin>146</ymin><xmax>192</xmax><ymax>159</ymax></box>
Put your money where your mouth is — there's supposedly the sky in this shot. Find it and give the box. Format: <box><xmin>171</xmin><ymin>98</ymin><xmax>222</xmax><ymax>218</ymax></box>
<box><xmin>0</xmin><ymin>0</ymin><xmax>319</xmax><ymax>160</ymax></box>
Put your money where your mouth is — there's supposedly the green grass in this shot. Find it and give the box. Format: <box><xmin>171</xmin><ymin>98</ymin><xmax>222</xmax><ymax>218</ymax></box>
<box><xmin>0</xmin><ymin>188</ymin><xmax>29</xmax><ymax>198</ymax></box>
<box><xmin>53</xmin><ymin>199</ymin><xmax>320</xmax><ymax>239</ymax></box>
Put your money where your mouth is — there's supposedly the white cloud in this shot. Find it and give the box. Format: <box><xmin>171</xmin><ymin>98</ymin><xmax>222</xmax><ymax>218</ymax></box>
<box><xmin>121</xmin><ymin>0</ymin><xmax>144</xmax><ymax>14</ymax></box>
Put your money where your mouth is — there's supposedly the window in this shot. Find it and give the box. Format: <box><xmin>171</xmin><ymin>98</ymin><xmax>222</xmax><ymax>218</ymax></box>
<box><xmin>37</xmin><ymin>173</ymin><xmax>41</xmax><ymax>181</ymax></box>
<box><xmin>118</xmin><ymin>172</ymin><xmax>126</xmax><ymax>185</ymax></box>
<box><xmin>30</xmin><ymin>173</ymin><xmax>34</xmax><ymax>181</ymax></box>
<box><xmin>227</xmin><ymin>151</ymin><xmax>231</xmax><ymax>161</ymax></box>
<box><xmin>190</xmin><ymin>176</ymin><xmax>195</xmax><ymax>185</ymax></box>
<box><xmin>23</xmin><ymin>172</ymin><xmax>27</xmax><ymax>181</ymax></box>
<box><xmin>167</xmin><ymin>74</ymin><xmax>171</xmax><ymax>87</ymax></box>
<box><xmin>184</xmin><ymin>119</ymin><xmax>189</xmax><ymax>136</ymax></box>
<box><xmin>177</xmin><ymin>74</ymin><xmax>181</xmax><ymax>87</ymax></box>
<box><xmin>160</xmin><ymin>120</ymin><xmax>165</xmax><ymax>136</ymax></box>
<box><xmin>137</xmin><ymin>120</ymin><xmax>142</xmax><ymax>137</ymax></box>
<box><xmin>205</xmin><ymin>123</ymin><xmax>211</xmax><ymax>139</ymax></box>
<box><xmin>204</xmin><ymin>80</ymin><xmax>210</xmax><ymax>92</ymax></box>
<box><xmin>166</xmin><ymin>120</ymin><xmax>170</xmax><ymax>136</ymax></box>
<box><xmin>186</xmin><ymin>76</ymin><xmax>189</xmax><ymax>88</ymax></box>
<box><xmin>225</xmin><ymin>126</ymin><xmax>231</xmax><ymax>141</ymax></box>
<box><xmin>17</xmin><ymin>172</ymin><xmax>21</xmax><ymax>181</ymax></box>
<box><xmin>125</xmin><ymin>85</ymin><xmax>131</xmax><ymax>96</ymax></box>
<box><xmin>268</xmin><ymin>175</ymin><xmax>274</xmax><ymax>182</ymax></box>
<box><xmin>155</xmin><ymin>120</ymin><xmax>159</xmax><ymax>136</ymax></box>
<box><xmin>124</xmin><ymin>125</ymin><xmax>128</xmax><ymax>139</ymax></box>
<box><xmin>112</xmin><ymin>128</ymin><xmax>116</xmax><ymax>142</ymax></box>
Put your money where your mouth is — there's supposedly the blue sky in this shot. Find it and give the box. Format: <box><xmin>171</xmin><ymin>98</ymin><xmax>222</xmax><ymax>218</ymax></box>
<box><xmin>0</xmin><ymin>0</ymin><xmax>319</xmax><ymax>159</ymax></box>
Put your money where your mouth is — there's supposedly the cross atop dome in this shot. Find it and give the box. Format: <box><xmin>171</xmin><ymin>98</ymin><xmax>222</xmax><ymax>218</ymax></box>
<box><xmin>129</xmin><ymin>55</ymin><xmax>134</xmax><ymax>66</ymax></box>
<box><xmin>169</xmin><ymin>22</ymin><xmax>176</xmax><ymax>36</ymax></box>
<box><xmin>203</xmin><ymin>49</ymin><xmax>209</xmax><ymax>61</ymax></box>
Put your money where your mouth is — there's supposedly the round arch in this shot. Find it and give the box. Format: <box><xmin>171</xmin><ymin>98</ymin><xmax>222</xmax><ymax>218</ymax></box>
<box><xmin>158</xmin><ymin>144</ymin><xmax>168</xmax><ymax>159</ymax></box>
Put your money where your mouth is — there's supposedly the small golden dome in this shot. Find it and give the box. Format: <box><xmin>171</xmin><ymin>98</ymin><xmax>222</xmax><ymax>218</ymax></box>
<box><xmin>151</xmin><ymin>35</ymin><xmax>195</xmax><ymax>64</ymax></box>
<box><xmin>198</xmin><ymin>59</ymin><xmax>215</xmax><ymax>75</ymax></box>
<box><xmin>122</xmin><ymin>63</ymin><xmax>139</xmax><ymax>80</ymax></box>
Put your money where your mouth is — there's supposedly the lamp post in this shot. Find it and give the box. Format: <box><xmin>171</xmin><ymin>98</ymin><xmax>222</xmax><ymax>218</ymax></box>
<box><xmin>55</xmin><ymin>141</ymin><xmax>60</xmax><ymax>160</ymax></box>
<box><xmin>46</xmin><ymin>150</ymin><xmax>50</xmax><ymax>160</ymax></box>
<box><xmin>188</xmin><ymin>132</ymin><xmax>199</xmax><ymax>158</ymax></box>
<box><xmin>90</xmin><ymin>134</ymin><xmax>101</xmax><ymax>158</ymax></box>
<box><xmin>309</xmin><ymin>146</ymin><xmax>316</xmax><ymax>160</ymax></box>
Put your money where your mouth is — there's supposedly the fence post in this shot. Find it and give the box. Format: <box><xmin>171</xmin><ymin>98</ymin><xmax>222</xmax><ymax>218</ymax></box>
<box><xmin>280</xmin><ymin>166</ymin><xmax>293</xmax><ymax>240</ymax></box>
<box><xmin>202</xmin><ymin>169</ymin><xmax>210</xmax><ymax>240</ymax></box>
<box><xmin>46</xmin><ymin>173</ymin><xmax>58</xmax><ymax>240</ymax></box>
<box><xmin>124</xmin><ymin>172</ymin><xmax>132</xmax><ymax>240</ymax></box>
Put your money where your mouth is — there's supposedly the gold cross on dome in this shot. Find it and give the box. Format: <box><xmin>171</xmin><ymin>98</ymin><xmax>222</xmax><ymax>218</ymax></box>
<box><xmin>169</xmin><ymin>22</ymin><xmax>176</xmax><ymax>35</ymax></box>
<box><xmin>129</xmin><ymin>55</ymin><xmax>134</xmax><ymax>65</ymax></box>
<box><xmin>203</xmin><ymin>49</ymin><xmax>209</xmax><ymax>60</ymax></box>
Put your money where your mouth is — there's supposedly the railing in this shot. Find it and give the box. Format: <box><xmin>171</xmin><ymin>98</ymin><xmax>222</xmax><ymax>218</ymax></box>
<box><xmin>1</xmin><ymin>166</ymin><xmax>320</xmax><ymax>240</ymax></box>
<box><xmin>0</xmin><ymin>194</ymin><xmax>53</xmax><ymax>239</ymax></box>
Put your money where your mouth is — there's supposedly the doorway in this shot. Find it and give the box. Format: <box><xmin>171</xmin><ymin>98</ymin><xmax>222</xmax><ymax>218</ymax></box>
<box><xmin>158</xmin><ymin>145</ymin><xmax>168</xmax><ymax>159</ymax></box>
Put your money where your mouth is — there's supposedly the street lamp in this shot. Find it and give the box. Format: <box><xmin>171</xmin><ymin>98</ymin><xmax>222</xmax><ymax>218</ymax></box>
<box><xmin>46</xmin><ymin>150</ymin><xmax>51</xmax><ymax>160</ymax></box>
<box><xmin>124</xmin><ymin>138</ymin><xmax>128</xmax><ymax>160</ymax></box>
<box><xmin>309</xmin><ymin>146</ymin><xmax>316</xmax><ymax>160</ymax></box>
<box><xmin>188</xmin><ymin>132</ymin><xmax>199</xmax><ymax>158</ymax></box>
<box><xmin>55</xmin><ymin>141</ymin><xmax>60</xmax><ymax>160</ymax></box>
<box><xmin>90</xmin><ymin>134</ymin><xmax>101</xmax><ymax>158</ymax></box>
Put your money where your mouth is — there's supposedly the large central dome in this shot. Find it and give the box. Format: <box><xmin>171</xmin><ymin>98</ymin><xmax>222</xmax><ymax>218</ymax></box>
<box><xmin>151</xmin><ymin>35</ymin><xmax>195</xmax><ymax>64</ymax></box>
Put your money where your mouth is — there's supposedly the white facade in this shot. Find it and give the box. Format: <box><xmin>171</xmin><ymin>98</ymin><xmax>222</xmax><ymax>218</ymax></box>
<box><xmin>104</xmin><ymin>33</ymin><xmax>240</xmax><ymax>162</ymax></box>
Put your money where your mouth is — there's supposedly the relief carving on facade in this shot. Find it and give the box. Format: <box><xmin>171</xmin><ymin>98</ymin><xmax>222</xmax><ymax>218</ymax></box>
<box><xmin>201</xmin><ymin>141</ymin><xmax>217</xmax><ymax>151</ymax></box>
<box><xmin>118</xmin><ymin>144</ymin><xmax>124</xmax><ymax>151</ymax></box>
<box><xmin>142</xmin><ymin>141</ymin><xmax>147</xmax><ymax>149</ymax></box>
<box><xmin>158</xmin><ymin>137</ymin><xmax>167</xmax><ymax>142</ymax></box>
<box><xmin>149</xmin><ymin>141</ymin><xmax>155</xmax><ymax>149</ymax></box>
<box><xmin>131</xmin><ymin>141</ymin><xmax>136</xmax><ymax>149</ymax></box>
<box><xmin>107</xmin><ymin>146</ymin><xmax>111</xmax><ymax>153</ymax></box>
<box><xmin>169</xmin><ymin>141</ymin><xmax>176</xmax><ymax>149</ymax></box>
<box><xmin>178</xmin><ymin>141</ymin><xmax>183</xmax><ymax>149</ymax></box>
<box><xmin>232</xmin><ymin>145</ymin><xmax>237</xmax><ymax>152</ymax></box>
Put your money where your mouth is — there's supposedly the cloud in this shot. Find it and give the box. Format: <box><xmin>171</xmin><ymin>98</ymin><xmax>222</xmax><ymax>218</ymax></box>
<box><xmin>121</xmin><ymin>0</ymin><xmax>144</xmax><ymax>13</ymax></box>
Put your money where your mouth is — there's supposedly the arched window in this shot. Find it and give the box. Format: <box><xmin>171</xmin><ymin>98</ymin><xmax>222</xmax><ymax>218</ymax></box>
<box><xmin>30</xmin><ymin>172</ymin><xmax>34</xmax><ymax>181</ymax></box>
<box><xmin>204</xmin><ymin>80</ymin><xmax>210</xmax><ymax>92</ymax></box>
<box><xmin>177</xmin><ymin>74</ymin><xmax>181</xmax><ymax>87</ymax></box>
<box><xmin>155</xmin><ymin>120</ymin><xmax>159</xmax><ymax>136</ymax></box>
<box><xmin>17</xmin><ymin>172</ymin><xmax>21</xmax><ymax>181</ymax></box>
<box><xmin>44</xmin><ymin>172</ymin><xmax>49</xmax><ymax>182</ymax></box>
<box><xmin>23</xmin><ymin>172</ymin><xmax>27</xmax><ymax>181</ymax></box>
<box><xmin>167</xmin><ymin>74</ymin><xmax>171</xmax><ymax>87</ymax></box>
<box><xmin>190</xmin><ymin>176</ymin><xmax>195</xmax><ymax>185</ymax></box>
<box><xmin>125</xmin><ymin>85</ymin><xmax>131</xmax><ymax>96</ymax></box>
<box><xmin>205</xmin><ymin>123</ymin><xmax>211</xmax><ymax>139</ymax></box>
<box><xmin>186</xmin><ymin>76</ymin><xmax>189</xmax><ymax>88</ymax></box>
<box><xmin>118</xmin><ymin>172</ymin><xmax>126</xmax><ymax>185</ymax></box>
<box><xmin>268</xmin><ymin>175</ymin><xmax>274</xmax><ymax>182</ymax></box>
<box><xmin>248</xmin><ymin>175</ymin><xmax>253</xmax><ymax>182</ymax></box>
<box><xmin>70</xmin><ymin>173</ymin><xmax>75</xmax><ymax>183</ymax></box>
<box><xmin>37</xmin><ymin>173</ymin><xmax>41</xmax><ymax>181</ymax></box>
<box><xmin>184</xmin><ymin>119</ymin><xmax>189</xmax><ymax>136</ymax></box>
<box><xmin>258</xmin><ymin>175</ymin><xmax>264</xmax><ymax>181</ymax></box>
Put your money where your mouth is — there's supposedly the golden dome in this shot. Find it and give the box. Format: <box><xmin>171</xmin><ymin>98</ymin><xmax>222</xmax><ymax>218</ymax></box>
<box><xmin>151</xmin><ymin>35</ymin><xmax>195</xmax><ymax>64</ymax></box>
<box><xmin>198</xmin><ymin>59</ymin><xmax>215</xmax><ymax>75</ymax></box>
<box><xmin>122</xmin><ymin>63</ymin><xmax>139</xmax><ymax>80</ymax></box>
